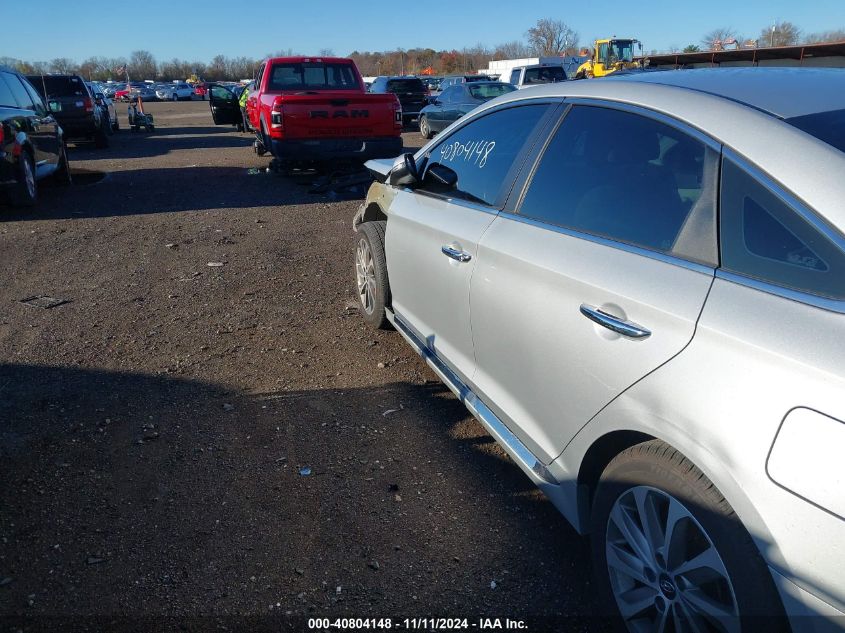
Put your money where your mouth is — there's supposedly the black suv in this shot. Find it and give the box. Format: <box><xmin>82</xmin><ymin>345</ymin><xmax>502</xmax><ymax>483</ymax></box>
<box><xmin>0</xmin><ymin>67</ymin><xmax>71</xmax><ymax>207</ymax></box>
<box><xmin>368</xmin><ymin>76</ymin><xmax>428</xmax><ymax>126</ymax></box>
<box><xmin>26</xmin><ymin>74</ymin><xmax>109</xmax><ymax>148</ymax></box>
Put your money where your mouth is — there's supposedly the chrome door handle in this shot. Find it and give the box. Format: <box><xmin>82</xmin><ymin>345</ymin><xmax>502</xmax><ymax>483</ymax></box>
<box><xmin>580</xmin><ymin>304</ymin><xmax>651</xmax><ymax>339</ymax></box>
<box><xmin>441</xmin><ymin>246</ymin><xmax>472</xmax><ymax>263</ymax></box>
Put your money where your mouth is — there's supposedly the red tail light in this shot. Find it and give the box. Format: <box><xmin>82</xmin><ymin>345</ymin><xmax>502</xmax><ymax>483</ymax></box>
<box><xmin>270</xmin><ymin>98</ymin><xmax>284</xmax><ymax>129</ymax></box>
<box><xmin>83</xmin><ymin>97</ymin><xmax>93</xmax><ymax>112</ymax></box>
<box><xmin>392</xmin><ymin>95</ymin><xmax>402</xmax><ymax>127</ymax></box>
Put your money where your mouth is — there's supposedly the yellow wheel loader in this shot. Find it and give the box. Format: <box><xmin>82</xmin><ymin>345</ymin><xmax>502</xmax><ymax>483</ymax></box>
<box><xmin>575</xmin><ymin>38</ymin><xmax>642</xmax><ymax>78</ymax></box>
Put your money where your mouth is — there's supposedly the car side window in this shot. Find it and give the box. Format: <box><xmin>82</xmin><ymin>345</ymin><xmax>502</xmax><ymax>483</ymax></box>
<box><xmin>21</xmin><ymin>79</ymin><xmax>47</xmax><ymax>115</ymax></box>
<box><xmin>509</xmin><ymin>69</ymin><xmax>520</xmax><ymax>84</ymax></box>
<box><xmin>5</xmin><ymin>74</ymin><xmax>36</xmax><ymax>111</ymax></box>
<box><xmin>518</xmin><ymin>105</ymin><xmax>719</xmax><ymax>263</ymax></box>
<box><xmin>0</xmin><ymin>73</ymin><xmax>19</xmax><ymax>108</ymax></box>
<box><xmin>416</xmin><ymin>104</ymin><xmax>550</xmax><ymax>208</ymax></box>
<box><xmin>438</xmin><ymin>87</ymin><xmax>457</xmax><ymax>104</ymax></box>
<box><xmin>720</xmin><ymin>158</ymin><xmax>845</xmax><ymax>300</ymax></box>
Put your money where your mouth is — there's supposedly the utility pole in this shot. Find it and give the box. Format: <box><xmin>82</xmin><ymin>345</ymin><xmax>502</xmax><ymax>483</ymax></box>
<box><xmin>770</xmin><ymin>24</ymin><xmax>776</xmax><ymax>47</ymax></box>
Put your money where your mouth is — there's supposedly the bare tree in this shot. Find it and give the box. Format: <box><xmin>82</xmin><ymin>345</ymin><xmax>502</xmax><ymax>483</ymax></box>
<box><xmin>804</xmin><ymin>29</ymin><xmax>845</xmax><ymax>44</ymax></box>
<box><xmin>701</xmin><ymin>27</ymin><xmax>739</xmax><ymax>50</ymax></box>
<box><xmin>318</xmin><ymin>48</ymin><xmax>335</xmax><ymax>57</ymax></box>
<box><xmin>206</xmin><ymin>55</ymin><xmax>228</xmax><ymax>81</ymax></box>
<box><xmin>129</xmin><ymin>50</ymin><xmax>157</xmax><ymax>80</ymax></box>
<box><xmin>48</xmin><ymin>57</ymin><xmax>78</xmax><ymax>74</ymax></box>
<box><xmin>493</xmin><ymin>40</ymin><xmax>532</xmax><ymax>60</ymax></box>
<box><xmin>526</xmin><ymin>18</ymin><xmax>578</xmax><ymax>56</ymax></box>
<box><xmin>761</xmin><ymin>21</ymin><xmax>801</xmax><ymax>47</ymax></box>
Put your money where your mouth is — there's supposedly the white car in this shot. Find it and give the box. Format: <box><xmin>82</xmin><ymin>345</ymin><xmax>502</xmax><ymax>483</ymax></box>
<box><xmin>354</xmin><ymin>68</ymin><xmax>845</xmax><ymax>632</ymax></box>
<box><xmin>155</xmin><ymin>82</ymin><xmax>193</xmax><ymax>101</ymax></box>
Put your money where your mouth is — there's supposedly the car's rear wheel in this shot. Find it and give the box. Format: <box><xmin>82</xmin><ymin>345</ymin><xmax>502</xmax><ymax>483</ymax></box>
<box><xmin>11</xmin><ymin>151</ymin><xmax>37</xmax><ymax>207</ymax></box>
<box><xmin>355</xmin><ymin>221</ymin><xmax>391</xmax><ymax>329</ymax></box>
<box><xmin>419</xmin><ymin>115</ymin><xmax>433</xmax><ymax>139</ymax></box>
<box><xmin>591</xmin><ymin>440</ymin><xmax>788</xmax><ymax>633</ymax></box>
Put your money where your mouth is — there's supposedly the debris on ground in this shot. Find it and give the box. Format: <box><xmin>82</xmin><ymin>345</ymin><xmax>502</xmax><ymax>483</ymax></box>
<box><xmin>20</xmin><ymin>295</ymin><xmax>69</xmax><ymax>309</ymax></box>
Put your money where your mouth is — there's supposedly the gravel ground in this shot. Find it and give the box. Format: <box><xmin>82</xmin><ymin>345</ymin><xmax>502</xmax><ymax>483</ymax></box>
<box><xmin>0</xmin><ymin>100</ymin><xmax>607</xmax><ymax>632</ymax></box>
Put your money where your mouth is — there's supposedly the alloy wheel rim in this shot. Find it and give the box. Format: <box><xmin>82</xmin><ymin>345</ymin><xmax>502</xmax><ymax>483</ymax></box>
<box><xmin>355</xmin><ymin>238</ymin><xmax>376</xmax><ymax>314</ymax></box>
<box><xmin>421</xmin><ymin>117</ymin><xmax>429</xmax><ymax>136</ymax></box>
<box><xmin>23</xmin><ymin>157</ymin><xmax>35</xmax><ymax>198</ymax></box>
<box><xmin>606</xmin><ymin>485</ymin><xmax>740</xmax><ymax>633</ymax></box>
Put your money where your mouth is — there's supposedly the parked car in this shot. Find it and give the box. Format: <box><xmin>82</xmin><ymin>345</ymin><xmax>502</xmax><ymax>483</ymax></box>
<box><xmin>368</xmin><ymin>76</ymin><xmax>429</xmax><ymax>126</ymax></box>
<box><xmin>86</xmin><ymin>82</ymin><xmax>119</xmax><ymax>132</ymax></box>
<box><xmin>27</xmin><ymin>74</ymin><xmax>109</xmax><ymax>148</ymax></box>
<box><xmin>210</xmin><ymin>56</ymin><xmax>402</xmax><ymax>163</ymax></box>
<box><xmin>352</xmin><ymin>68</ymin><xmax>845</xmax><ymax>632</ymax></box>
<box><xmin>438</xmin><ymin>74</ymin><xmax>495</xmax><ymax>92</ymax></box>
<box><xmin>507</xmin><ymin>63</ymin><xmax>567</xmax><ymax>88</ymax></box>
<box><xmin>194</xmin><ymin>82</ymin><xmax>209</xmax><ymax>100</ymax></box>
<box><xmin>155</xmin><ymin>82</ymin><xmax>193</xmax><ymax>101</ymax></box>
<box><xmin>0</xmin><ymin>67</ymin><xmax>71</xmax><ymax>206</ymax></box>
<box><xmin>419</xmin><ymin>81</ymin><xmax>516</xmax><ymax>139</ymax></box>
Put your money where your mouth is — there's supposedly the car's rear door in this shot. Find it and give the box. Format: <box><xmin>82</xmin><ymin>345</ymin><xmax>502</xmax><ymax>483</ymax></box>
<box><xmin>5</xmin><ymin>73</ymin><xmax>60</xmax><ymax>170</ymax></box>
<box><xmin>386</xmin><ymin>101</ymin><xmax>557</xmax><ymax>384</ymax></box>
<box><xmin>469</xmin><ymin>103</ymin><xmax>721</xmax><ymax>462</ymax></box>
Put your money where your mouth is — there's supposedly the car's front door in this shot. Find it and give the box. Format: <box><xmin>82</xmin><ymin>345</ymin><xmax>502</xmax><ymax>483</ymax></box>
<box><xmin>470</xmin><ymin>103</ymin><xmax>721</xmax><ymax>462</ymax></box>
<box><xmin>5</xmin><ymin>73</ymin><xmax>60</xmax><ymax>171</ymax></box>
<box><xmin>208</xmin><ymin>84</ymin><xmax>240</xmax><ymax>125</ymax></box>
<box><xmin>386</xmin><ymin>102</ymin><xmax>555</xmax><ymax>384</ymax></box>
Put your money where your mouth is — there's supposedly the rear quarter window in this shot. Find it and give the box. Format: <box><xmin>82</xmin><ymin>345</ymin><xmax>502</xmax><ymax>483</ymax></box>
<box><xmin>786</xmin><ymin>109</ymin><xmax>845</xmax><ymax>154</ymax></box>
<box><xmin>0</xmin><ymin>73</ymin><xmax>19</xmax><ymax>108</ymax></box>
<box><xmin>720</xmin><ymin>158</ymin><xmax>845</xmax><ymax>300</ymax></box>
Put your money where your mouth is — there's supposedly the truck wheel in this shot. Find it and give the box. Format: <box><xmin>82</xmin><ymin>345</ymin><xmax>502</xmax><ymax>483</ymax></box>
<box><xmin>591</xmin><ymin>440</ymin><xmax>788</xmax><ymax>633</ymax></box>
<box><xmin>419</xmin><ymin>115</ymin><xmax>433</xmax><ymax>139</ymax></box>
<box><xmin>355</xmin><ymin>221</ymin><xmax>392</xmax><ymax>330</ymax></box>
<box><xmin>11</xmin><ymin>151</ymin><xmax>37</xmax><ymax>207</ymax></box>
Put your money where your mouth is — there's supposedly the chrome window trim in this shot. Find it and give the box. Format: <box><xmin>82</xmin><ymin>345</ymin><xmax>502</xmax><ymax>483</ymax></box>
<box><xmin>715</xmin><ymin>270</ymin><xmax>845</xmax><ymax>314</ymax></box>
<box><xmin>498</xmin><ymin>211</ymin><xmax>716</xmax><ymax>276</ymax></box>
<box><xmin>722</xmin><ymin>148</ymin><xmax>845</xmax><ymax>251</ymax></box>
<box><xmin>562</xmin><ymin>97</ymin><xmax>723</xmax><ymax>153</ymax></box>
<box><xmin>403</xmin><ymin>188</ymin><xmax>499</xmax><ymax>216</ymax></box>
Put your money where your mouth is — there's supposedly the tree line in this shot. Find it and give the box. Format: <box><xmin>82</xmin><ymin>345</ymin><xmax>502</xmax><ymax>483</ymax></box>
<box><xmin>2</xmin><ymin>19</ymin><xmax>842</xmax><ymax>82</ymax></box>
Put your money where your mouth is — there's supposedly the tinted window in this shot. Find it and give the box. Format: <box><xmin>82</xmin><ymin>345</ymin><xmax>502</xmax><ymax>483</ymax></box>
<box><xmin>720</xmin><ymin>158</ymin><xmax>845</xmax><ymax>299</ymax></box>
<box><xmin>523</xmin><ymin>67</ymin><xmax>566</xmax><ymax>84</ymax></box>
<box><xmin>27</xmin><ymin>75</ymin><xmax>88</xmax><ymax>98</ymax></box>
<box><xmin>519</xmin><ymin>105</ymin><xmax>717</xmax><ymax>259</ymax></box>
<box><xmin>438</xmin><ymin>86</ymin><xmax>459</xmax><ymax>103</ymax></box>
<box><xmin>6</xmin><ymin>74</ymin><xmax>36</xmax><ymax>110</ymax></box>
<box><xmin>468</xmin><ymin>83</ymin><xmax>516</xmax><ymax>100</ymax></box>
<box><xmin>21</xmin><ymin>78</ymin><xmax>47</xmax><ymax>114</ymax></box>
<box><xmin>386</xmin><ymin>79</ymin><xmax>425</xmax><ymax>93</ymax></box>
<box><xmin>268</xmin><ymin>62</ymin><xmax>358</xmax><ymax>90</ymax></box>
<box><xmin>509</xmin><ymin>69</ymin><xmax>520</xmax><ymax>84</ymax></box>
<box><xmin>786</xmin><ymin>109</ymin><xmax>845</xmax><ymax>153</ymax></box>
<box><xmin>0</xmin><ymin>73</ymin><xmax>19</xmax><ymax>107</ymax></box>
<box><xmin>417</xmin><ymin>104</ymin><xmax>549</xmax><ymax>208</ymax></box>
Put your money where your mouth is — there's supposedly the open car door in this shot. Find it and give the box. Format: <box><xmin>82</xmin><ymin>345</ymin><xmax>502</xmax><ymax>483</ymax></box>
<box><xmin>208</xmin><ymin>84</ymin><xmax>240</xmax><ymax>125</ymax></box>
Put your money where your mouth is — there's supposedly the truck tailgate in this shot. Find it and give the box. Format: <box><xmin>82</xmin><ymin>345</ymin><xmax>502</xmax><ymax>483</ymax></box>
<box><xmin>278</xmin><ymin>93</ymin><xmax>398</xmax><ymax>139</ymax></box>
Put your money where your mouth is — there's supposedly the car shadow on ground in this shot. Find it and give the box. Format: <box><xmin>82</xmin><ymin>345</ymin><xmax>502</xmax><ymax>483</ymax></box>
<box><xmin>68</xmin><ymin>126</ymin><xmax>253</xmax><ymax>161</ymax></box>
<box><xmin>0</xmin><ymin>165</ymin><xmax>346</xmax><ymax>221</ymax></box>
<box><xmin>0</xmin><ymin>364</ymin><xmax>604</xmax><ymax>629</ymax></box>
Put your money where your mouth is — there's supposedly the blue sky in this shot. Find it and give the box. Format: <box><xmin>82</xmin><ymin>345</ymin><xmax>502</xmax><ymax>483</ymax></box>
<box><xmin>6</xmin><ymin>0</ymin><xmax>844</xmax><ymax>63</ymax></box>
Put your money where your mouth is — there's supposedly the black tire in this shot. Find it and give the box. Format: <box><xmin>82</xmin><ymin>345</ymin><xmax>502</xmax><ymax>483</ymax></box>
<box><xmin>10</xmin><ymin>150</ymin><xmax>37</xmax><ymax>207</ymax></box>
<box><xmin>419</xmin><ymin>115</ymin><xmax>433</xmax><ymax>139</ymax></box>
<box><xmin>54</xmin><ymin>141</ymin><xmax>72</xmax><ymax>186</ymax></box>
<box><xmin>590</xmin><ymin>440</ymin><xmax>788</xmax><ymax>633</ymax></box>
<box><xmin>355</xmin><ymin>221</ymin><xmax>392</xmax><ymax>330</ymax></box>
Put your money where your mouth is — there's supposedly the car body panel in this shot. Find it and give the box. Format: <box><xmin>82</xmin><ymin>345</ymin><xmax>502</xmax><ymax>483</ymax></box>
<box><xmin>469</xmin><ymin>215</ymin><xmax>715</xmax><ymax>463</ymax></box>
<box><xmin>386</xmin><ymin>191</ymin><xmax>496</xmax><ymax>383</ymax></box>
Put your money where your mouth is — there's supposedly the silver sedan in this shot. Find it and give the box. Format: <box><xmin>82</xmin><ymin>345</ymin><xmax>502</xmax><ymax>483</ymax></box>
<box><xmin>353</xmin><ymin>68</ymin><xmax>845</xmax><ymax>632</ymax></box>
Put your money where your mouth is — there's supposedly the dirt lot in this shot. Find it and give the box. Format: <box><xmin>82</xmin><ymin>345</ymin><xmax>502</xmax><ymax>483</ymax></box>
<box><xmin>0</xmin><ymin>100</ymin><xmax>605</xmax><ymax>631</ymax></box>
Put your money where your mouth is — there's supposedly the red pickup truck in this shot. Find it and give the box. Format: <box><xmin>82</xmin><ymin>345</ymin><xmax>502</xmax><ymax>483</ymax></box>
<box><xmin>208</xmin><ymin>57</ymin><xmax>403</xmax><ymax>162</ymax></box>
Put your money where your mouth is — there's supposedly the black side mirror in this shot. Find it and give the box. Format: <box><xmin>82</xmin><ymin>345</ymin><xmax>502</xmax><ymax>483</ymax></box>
<box><xmin>426</xmin><ymin>163</ymin><xmax>458</xmax><ymax>188</ymax></box>
<box><xmin>388</xmin><ymin>153</ymin><xmax>420</xmax><ymax>187</ymax></box>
